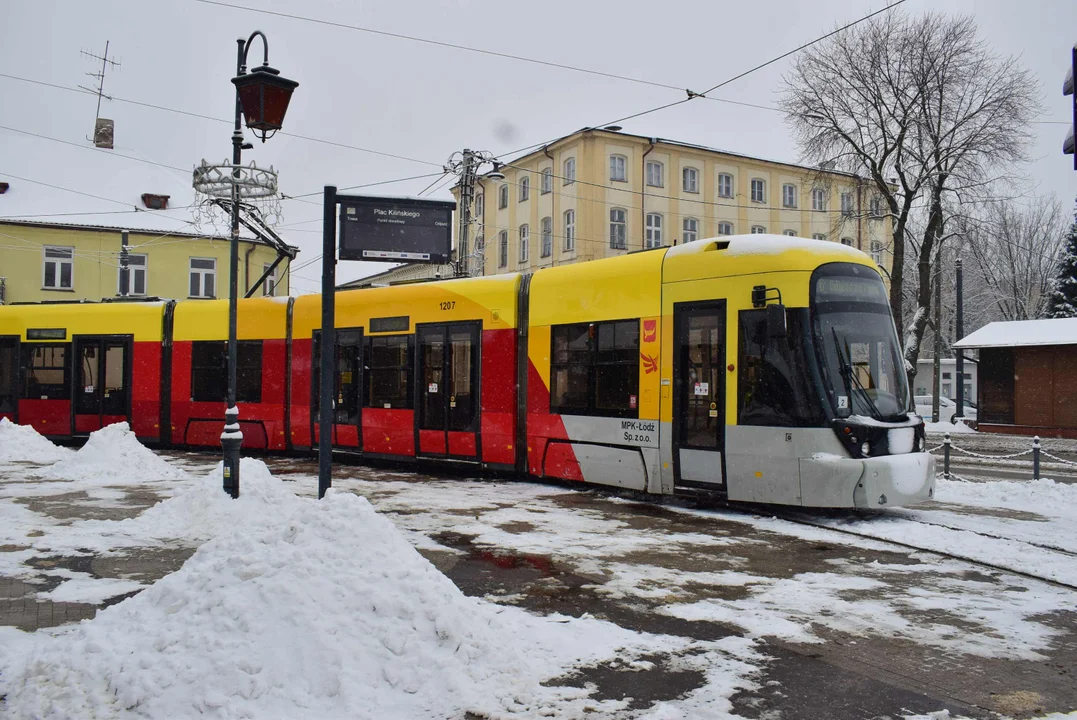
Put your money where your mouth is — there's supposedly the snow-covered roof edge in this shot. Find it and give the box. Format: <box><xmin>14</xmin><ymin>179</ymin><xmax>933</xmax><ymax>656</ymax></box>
<box><xmin>953</xmin><ymin>317</ymin><xmax>1077</xmax><ymax>349</ymax></box>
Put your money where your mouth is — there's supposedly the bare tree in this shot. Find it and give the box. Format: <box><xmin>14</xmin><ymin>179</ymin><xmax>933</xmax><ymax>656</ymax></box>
<box><xmin>780</xmin><ymin>12</ymin><xmax>1039</xmax><ymax>383</ymax></box>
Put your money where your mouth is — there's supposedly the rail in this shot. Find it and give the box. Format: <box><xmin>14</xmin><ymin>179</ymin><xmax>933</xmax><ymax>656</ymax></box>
<box><xmin>935</xmin><ymin>432</ymin><xmax>1077</xmax><ymax>481</ymax></box>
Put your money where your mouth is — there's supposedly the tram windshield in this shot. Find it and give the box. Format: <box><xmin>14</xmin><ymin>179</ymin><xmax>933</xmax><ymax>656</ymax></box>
<box><xmin>811</xmin><ymin>263</ymin><xmax>910</xmax><ymax>421</ymax></box>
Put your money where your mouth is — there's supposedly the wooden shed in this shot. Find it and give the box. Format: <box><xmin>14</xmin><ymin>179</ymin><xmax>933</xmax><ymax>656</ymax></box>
<box><xmin>954</xmin><ymin>318</ymin><xmax>1077</xmax><ymax>438</ymax></box>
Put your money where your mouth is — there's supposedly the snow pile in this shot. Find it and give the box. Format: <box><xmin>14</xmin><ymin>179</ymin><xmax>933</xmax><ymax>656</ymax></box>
<box><xmin>43</xmin><ymin>422</ymin><xmax>186</xmax><ymax>483</ymax></box>
<box><xmin>0</xmin><ymin>417</ymin><xmax>73</xmax><ymax>463</ymax></box>
<box><xmin>923</xmin><ymin>420</ymin><xmax>976</xmax><ymax>434</ymax></box>
<box><xmin>937</xmin><ymin>477</ymin><xmax>1077</xmax><ymax>519</ymax></box>
<box><xmin>0</xmin><ymin>463</ymin><xmax>579</xmax><ymax>719</ymax></box>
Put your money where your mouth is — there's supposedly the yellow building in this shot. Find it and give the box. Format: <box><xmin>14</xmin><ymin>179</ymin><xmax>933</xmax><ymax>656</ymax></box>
<box><xmin>0</xmin><ymin>220</ymin><xmax>294</xmax><ymax>305</ymax></box>
<box><xmin>470</xmin><ymin>128</ymin><xmax>892</xmax><ymax>277</ymax></box>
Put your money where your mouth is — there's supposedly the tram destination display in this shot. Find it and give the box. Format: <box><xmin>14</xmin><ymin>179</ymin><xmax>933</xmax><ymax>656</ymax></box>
<box><xmin>338</xmin><ymin>195</ymin><xmax>455</xmax><ymax>263</ymax></box>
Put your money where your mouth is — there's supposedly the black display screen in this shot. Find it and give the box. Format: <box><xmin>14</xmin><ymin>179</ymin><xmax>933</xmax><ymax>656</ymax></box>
<box><xmin>338</xmin><ymin>196</ymin><xmax>455</xmax><ymax>263</ymax></box>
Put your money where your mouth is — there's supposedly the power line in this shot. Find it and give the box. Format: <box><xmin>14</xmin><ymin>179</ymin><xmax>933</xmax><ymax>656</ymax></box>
<box><xmin>0</xmin><ymin>124</ymin><xmax>189</xmax><ymax>173</ymax></box>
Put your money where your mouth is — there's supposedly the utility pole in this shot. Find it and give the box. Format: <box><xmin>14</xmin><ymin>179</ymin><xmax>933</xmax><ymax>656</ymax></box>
<box><xmin>119</xmin><ymin>230</ymin><xmax>130</xmax><ymax>297</ymax></box>
<box><xmin>955</xmin><ymin>254</ymin><xmax>965</xmax><ymax>420</ymax></box>
<box><xmin>454</xmin><ymin>149</ymin><xmax>478</xmax><ymax>277</ymax></box>
<box><xmin>932</xmin><ymin>244</ymin><xmax>943</xmax><ymax>423</ymax></box>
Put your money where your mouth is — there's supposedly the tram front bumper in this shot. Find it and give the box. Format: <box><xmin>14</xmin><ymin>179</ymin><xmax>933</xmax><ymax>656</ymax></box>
<box><xmin>799</xmin><ymin>451</ymin><xmax>936</xmax><ymax>508</ymax></box>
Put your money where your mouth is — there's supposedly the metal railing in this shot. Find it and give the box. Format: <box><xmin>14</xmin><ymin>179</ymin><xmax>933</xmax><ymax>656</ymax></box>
<box><xmin>935</xmin><ymin>432</ymin><xmax>1077</xmax><ymax>480</ymax></box>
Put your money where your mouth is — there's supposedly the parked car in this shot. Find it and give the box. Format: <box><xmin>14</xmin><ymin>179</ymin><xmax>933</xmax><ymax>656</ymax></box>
<box><xmin>914</xmin><ymin>395</ymin><xmax>977</xmax><ymax>423</ymax></box>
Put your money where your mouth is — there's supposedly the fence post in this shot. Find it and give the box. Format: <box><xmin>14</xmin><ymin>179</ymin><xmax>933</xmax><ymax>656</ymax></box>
<box><xmin>1033</xmin><ymin>436</ymin><xmax>1040</xmax><ymax>481</ymax></box>
<box><xmin>943</xmin><ymin>432</ymin><xmax>951</xmax><ymax>480</ymax></box>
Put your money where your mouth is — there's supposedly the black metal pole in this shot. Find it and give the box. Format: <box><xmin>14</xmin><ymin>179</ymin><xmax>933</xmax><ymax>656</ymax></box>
<box><xmin>119</xmin><ymin>230</ymin><xmax>130</xmax><ymax>297</ymax></box>
<box><xmin>318</xmin><ymin>185</ymin><xmax>337</xmax><ymax>499</ymax></box>
<box><xmin>955</xmin><ymin>256</ymin><xmax>964</xmax><ymax>419</ymax></box>
<box><xmin>222</xmin><ymin>37</ymin><xmax>246</xmax><ymax>499</ymax></box>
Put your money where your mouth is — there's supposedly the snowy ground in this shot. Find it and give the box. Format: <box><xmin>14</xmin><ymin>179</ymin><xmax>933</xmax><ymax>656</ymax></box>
<box><xmin>1</xmin><ymin>418</ymin><xmax>1076</xmax><ymax>719</ymax></box>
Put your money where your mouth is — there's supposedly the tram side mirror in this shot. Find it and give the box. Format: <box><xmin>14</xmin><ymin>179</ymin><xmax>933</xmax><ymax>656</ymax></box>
<box><xmin>766</xmin><ymin>304</ymin><xmax>787</xmax><ymax>340</ymax></box>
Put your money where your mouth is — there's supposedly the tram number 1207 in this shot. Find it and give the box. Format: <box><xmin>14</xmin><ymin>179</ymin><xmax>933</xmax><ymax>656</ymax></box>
<box><xmin>439</xmin><ymin>301</ymin><xmax>456</xmax><ymax>311</ymax></box>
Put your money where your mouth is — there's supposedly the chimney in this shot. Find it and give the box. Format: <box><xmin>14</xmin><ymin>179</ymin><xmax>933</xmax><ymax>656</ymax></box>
<box><xmin>0</xmin><ymin>182</ymin><xmax>9</xmax><ymax>194</ymax></box>
<box><xmin>141</xmin><ymin>193</ymin><xmax>169</xmax><ymax>210</ymax></box>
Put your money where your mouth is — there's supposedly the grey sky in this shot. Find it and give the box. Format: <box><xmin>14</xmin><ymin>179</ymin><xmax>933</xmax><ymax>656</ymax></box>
<box><xmin>1</xmin><ymin>0</ymin><xmax>1074</xmax><ymax>293</ymax></box>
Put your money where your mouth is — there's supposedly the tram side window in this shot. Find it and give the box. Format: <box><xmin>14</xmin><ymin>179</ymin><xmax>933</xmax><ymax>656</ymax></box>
<box><xmin>190</xmin><ymin>340</ymin><xmax>263</xmax><ymax>403</ymax></box>
<box><xmin>21</xmin><ymin>344</ymin><xmax>69</xmax><ymax>400</ymax></box>
<box><xmin>365</xmin><ymin>335</ymin><xmax>413</xmax><ymax>409</ymax></box>
<box><xmin>550</xmin><ymin>319</ymin><xmax>639</xmax><ymax>418</ymax></box>
<box><xmin>737</xmin><ymin>309</ymin><xmax>824</xmax><ymax>427</ymax></box>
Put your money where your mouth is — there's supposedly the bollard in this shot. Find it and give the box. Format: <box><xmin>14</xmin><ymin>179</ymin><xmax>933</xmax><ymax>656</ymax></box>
<box><xmin>1033</xmin><ymin>435</ymin><xmax>1040</xmax><ymax>481</ymax></box>
<box><xmin>943</xmin><ymin>432</ymin><xmax>951</xmax><ymax>480</ymax></box>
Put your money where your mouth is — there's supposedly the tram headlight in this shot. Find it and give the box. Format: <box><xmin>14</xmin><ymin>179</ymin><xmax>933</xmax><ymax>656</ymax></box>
<box><xmin>861</xmin><ymin>441</ymin><xmax>871</xmax><ymax>456</ymax></box>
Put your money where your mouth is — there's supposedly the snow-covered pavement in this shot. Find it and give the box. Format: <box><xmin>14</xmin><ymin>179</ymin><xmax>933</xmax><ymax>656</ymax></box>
<box><xmin>1</xmin><ymin>418</ymin><xmax>1076</xmax><ymax>719</ymax></box>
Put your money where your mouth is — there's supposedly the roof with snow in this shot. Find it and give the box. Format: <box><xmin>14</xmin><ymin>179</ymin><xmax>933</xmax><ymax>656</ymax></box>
<box><xmin>953</xmin><ymin>318</ymin><xmax>1077</xmax><ymax>349</ymax></box>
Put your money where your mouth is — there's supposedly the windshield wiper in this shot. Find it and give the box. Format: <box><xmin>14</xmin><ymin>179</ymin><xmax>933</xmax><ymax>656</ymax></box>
<box><xmin>830</xmin><ymin>328</ymin><xmax>883</xmax><ymax>421</ymax></box>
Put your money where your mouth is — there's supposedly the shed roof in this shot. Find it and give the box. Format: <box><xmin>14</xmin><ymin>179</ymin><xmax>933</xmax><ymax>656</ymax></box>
<box><xmin>953</xmin><ymin>318</ymin><xmax>1077</xmax><ymax>349</ymax></box>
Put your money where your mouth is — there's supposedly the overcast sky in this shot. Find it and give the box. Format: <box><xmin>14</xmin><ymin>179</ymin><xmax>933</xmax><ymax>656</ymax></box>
<box><xmin>2</xmin><ymin>0</ymin><xmax>1075</xmax><ymax>293</ymax></box>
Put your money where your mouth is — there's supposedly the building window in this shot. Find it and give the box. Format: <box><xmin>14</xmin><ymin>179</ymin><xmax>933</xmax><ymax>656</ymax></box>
<box><xmin>189</xmin><ymin>257</ymin><xmax>216</xmax><ymax>298</ymax></box>
<box><xmin>610</xmin><ymin>208</ymin><xmax>627</xmax><ymax>249</ymax></box>
<box><xmin>870</xmin><ymin>195</ymin><xmax>884</xmax><ymax>218</ymax></box>
<box><xmin>541</xmin><ymin>217</ymin><xmax>553</xmax><ymax>258</ymax></box>
<box><xmin>812</xmin><ymin>188</ymin><xmax>827</xmax><ymax>211</ymax></box>
<box><xmin>717</xmin><ymin>173</ymin><xmax>734</xmax><ymax>199</ymax></box>
<box><xmin>499</xmin><ymin>184</ymin><xmax>508</xmax><ymax>209</ymax></box>
<box><xmin>610</xmin><ymin>154</ymin><xmax>627</xmax><ymax>182</ymax></box>
<box><xmin>871</xmin><ymin>240</ymin><xmax>884</xmax><ymax>265</ymax></box>
<box><xmin>942</xmin><ymin>372</ymin><xmax>952</xmax><ymax>380</ymax></box>
<box><xmin>840</xmin><ymin>237</ymin><xmax>854</xmax><ymax>247</ymax></box>
<box><xmin>261</xmin><ymin>263</ymin><xmax>278</xmax><ymax>296</ymax></box>
<box><xmin>474</xmin><ymin>193</ymin><xmax>484</xmax><ymax>220</ymax></box>
<box><xmin>519</xmin><ymin>175</ymin><xmax>530</xmax><ymax>202</ymax></box>
<box><xmin>540</xmin><ymin>167</ymin><xmax>552</xmax><ymax>195</ymax></box>
<box><xmin>519</xmin><ymin>224</ymin><xmax>530</xmax><ymax>262</ymax></box>
<box><xmin>683</xmin><ymin>167</ymin><xmax>699</xmax><ymax>193</ymax></box>
<box><xmin>564</xmin><ymin>210</ymin><xmax>575</xmax><ymax>251</ymax></box>
<box><xmin>782</xmin><ymin>183</ymin><xmax>797</xmax><ymax>208</ymax></box>
<box><xmin>42</xmin><ymin>246</ymin><xmax>73</xmax><ymax>290</ymax></box>
<box><xmin>646</xmin><ymin>161</ymin><xmax>663</xmax><ymax>187</ymax></box>
<box><xmin>683</xmin><ymin>217</ymin><xmax>698</xmax><ymax>244</ymax></box>
<box><xmin>563</xmin><ymin>157</ymin><xmax>576</xmax><ymax>185</ymax></box>
<box><xmin>550</xmin><ymin>319</ymin><xmax>640</xmax><ymax>418</ymax></box>
<box><xmin>191</xmin><ymin>340</ymin><xmax>262</xmax><ymax>403</ymax></box>
<box><xmin>783</xmin><ymin>229</ymin><xmax>796</xmax><ymax>237</ymax></box>
<box><xmin>812</xmin><ymin>233</ymin><xmax>827</xmax><ymax>241</ymax></box>
<box><xmin>841</xmin><ymin>192</ymin><xmax>854</xmax><ymax>216</ymax></box>
<box><xmin>645</xmin><ymin>213</ymin><xmax>663</xmax><ymax>248</ymax></box>
<box><xmin>718</xmin><ymin>222</ymin><xmax>734</xmax><ymax>236</ymax></box>
<box><xmin>750</xmin><ymin>225</ymin><xmax>766</xmax><ymax>234</ymax></box>
<box><xmin>498</xmin><ymin>230</ymin><xmax>508</xmax><ymax>268</ymax></box>
<box><xmin>21</xmin><ymin>344</ymin><xmax>69</xmax><ymax>400</ymax></box>
<box><xmin>118</xmin><ymin>253</ymin><xmax>147</xmax><ymax>295</ymax></box>
<box><xmin>750</xmin><ymin>178</ymin><xmax>766</xmax><ymax>203</ymax></box>
<box><xmin>365</xmin><ymin>335</ymin><xmax>413</xmax><ymax>409</ymax></box>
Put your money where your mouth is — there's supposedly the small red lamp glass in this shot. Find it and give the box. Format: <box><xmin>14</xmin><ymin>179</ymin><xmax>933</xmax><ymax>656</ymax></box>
<box><xmin>232</xmin><ymin>65</ymin><xmax>299</xmax><ymax>142</ymax></box>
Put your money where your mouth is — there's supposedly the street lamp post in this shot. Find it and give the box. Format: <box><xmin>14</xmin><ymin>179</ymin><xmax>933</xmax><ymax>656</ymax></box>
<box><xmin>221</xmin><ymin>31</ymin><xmax>298</xmax><ymax>498</ymax></box>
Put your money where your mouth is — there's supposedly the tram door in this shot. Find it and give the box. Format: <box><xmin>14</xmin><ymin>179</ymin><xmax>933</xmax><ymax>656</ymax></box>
<box><xmin>0</xmin><ymin>337</ymin><xmax>18</xmax><ymax>421</ymax></box>
<box><xmin>672</xmin><ymin>302</ymin><xmax>726</xmax><ymax>487</ymax></box>
<box><xmin>312</xmin><ymin>328</ymin><xmax>363</xmax><ymax>448</ymax></box>
<box><xmin>417</xmin><ymin>322</ymin><xmax>480</xmax><ymax>459</ymax></box>
<box><xmin>72</xmin><ymin>335</ymin><xmax>132</xmax><ymax>434</ymax></box>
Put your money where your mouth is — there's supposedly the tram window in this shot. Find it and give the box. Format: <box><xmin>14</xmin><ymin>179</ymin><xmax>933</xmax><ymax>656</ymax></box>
<box><xmin>550</xmin><ymin>319</ymin><xmax>639</xmax><ymax>418</ymax></box>
<box><xmin>190</xmin><ymin>341</ymin><xmax>262</xmax><ymax>403</ymax></box>
<box><xmin>365</xmin><ymin>335</ymin><xmax>413</xmax><ymax>409</ymax></box>
<box><xmin>737</xmin><ymin>309</ymin><xmax>824</xmax><ymax>427</ymax></box>
<box><xmin>21</xmin><ymin>344</ymin><xmax>69</xmax><ymax>400</ymax></box>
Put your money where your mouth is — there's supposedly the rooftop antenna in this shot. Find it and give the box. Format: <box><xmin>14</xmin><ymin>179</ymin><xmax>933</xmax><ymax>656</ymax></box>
<box><xmin>79</xmin><ymin>41</ymin><xmax>121</xmax><ymax>149</ymax></box>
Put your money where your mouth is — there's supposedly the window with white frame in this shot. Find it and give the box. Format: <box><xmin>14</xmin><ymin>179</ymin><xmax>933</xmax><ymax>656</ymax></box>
<box><xmin>646</xmin><ymin>161</ymin><xmax>663</xmax><ymax>187</ymax></box>
<box><xmin>841</xmin><ymin>192</ymin><xmax>854</xmax><ymax>216</ymax></box>
<box><xmin>42</xmin><ymin>246</ymin><xmax>74</xmax><ymax>290</ymax></box>
<box><xmin>474</xmin><ymin>193</ymin><xmax>484</xmax><ymax>220</ymax></box>
<box><xmin>563</xmin><ymin>209</ymin><xmax>575</xmax><ymax>251</ymax></box>
<box><xmin>782</xmin><ymin>183</ymin><xmax>797</xmax><ymax>208</ymax></box>
<box><xmin>541</xmin><ymin>217</ymin><xmax>552</xmax><ymax>257</ymax></box>
<box><xmin>871</xmin><ymin>240</ymin><xmax>884</xmax><ymax>265</ymax></box>
<box><xmin>645</xmin><ymin>213</ymin><xmax>663</xmax><ymax>248</ymax></box>
<box><xmin>610</xmin><ymin>155</ymin><xmax>627</xmax><ymax>182</ymax></box>
<box><xmin>189</xmin><ymin>257</ymin><xmax>216</xmax><ymax>298</ymax></box>
<box><xmin>498</xmin><ymin>230</ymin><xmax>508</xmax><ymax>268</ymax></box>
<box><xmin>841</xmin><ymin>237</ymin><xmax>854</xmax><ymax>247</ymax></box>
<box><xmin>717</xmin><ymin>221</ymin><xmax>734</xmax><ymax>235</ymax></box>
<box><xmin>683</xmin><ymin>167</ymin><xmax>699</xmax><ymax>193</ymax></box>
<box><xmin>870</xmin><ymin>195</ymin><xmax>884</xmax><ymax>217</ymax></box>
<box><xmin>563</xmin><ymin>157</ymin><xmax>576</xmax><ymax>184</ymax></box>
<box><xmin>610</xmin><ymin>208</ymin><xmax>627</xmax><ymax>249</ymax></box>
<box><xmin>783</xmin><ymin>229</ymin><xmax>796</xmax><ymax>237</ymax></box>
<box><xmin>262</xmin><ymin>263</ymin><xmax>277</xmax><ymax>296</ymax></box>
<box><xmin>519</xmin><ymin>176</ymin><xmax>530</xmax><ymax>202</ymax></box>
<box><xmin>117</xmin><ymin>253</ymin><xmax>147</xmax><ymax>295</ymax></box>
<box><xmin>540</xmin><ymin>168</ymin><xmax>552</xmax><ymax>195</ymax></box>
<box><xmin>812</xmin><ymin>233</ymin><xmax>827</xmax><ymax>241</ymax></box>
<box><xmin>811</xmin><ymin>188</ymin><xmax>827</xmax><ymax>211</ymax></box>
<box><xmin>717</xmin><ymin>173</ymin><xmax>733</xmax><ymax>198</ymax></box>
<box><xmin>683</xmin><ymin>217</ymin><xmax>698</xmax><ymax>244</ymax></box>
<box><xmin>499</xmin><ymin>184</ymin><xmax>508</xmax><ymax>209</ymax></box>
<box><xmin>750</xmin><ymin>225</ymin><xmax>766</xmax><ymax>234</ymax></box>
<box><xmin>750</xmin><ymin>178</ymin><xmax>766</xmax><ymax>203</ymax></box>
<box><xmin>519</xmin><ymin>224</ymin><xmax>530</xmax><ymax>262</ymax></box>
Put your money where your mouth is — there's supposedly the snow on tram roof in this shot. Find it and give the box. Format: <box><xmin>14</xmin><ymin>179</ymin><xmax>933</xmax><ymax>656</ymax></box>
<box><xmin>954</xmin><ymin>317</ymin><xmax>1077</xmax><ymax>349</ymax></box>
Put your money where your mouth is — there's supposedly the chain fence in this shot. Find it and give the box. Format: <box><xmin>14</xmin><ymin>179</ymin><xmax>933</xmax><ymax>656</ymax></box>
<box><xmin>934</xmin><ymin>432</ymin><xmax>1077</xmax><ymax>481</ymax></box>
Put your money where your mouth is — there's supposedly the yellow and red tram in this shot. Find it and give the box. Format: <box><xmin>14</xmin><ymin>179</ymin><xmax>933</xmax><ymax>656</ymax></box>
<box><xmin>0</xmin><ymin>235</ymin><xmax>935</xmax><ymax>508</ymax></box>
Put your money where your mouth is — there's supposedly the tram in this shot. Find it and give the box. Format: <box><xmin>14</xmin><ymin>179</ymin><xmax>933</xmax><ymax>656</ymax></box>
<box><xmin>0</xmin><ymin>235</ymin><xmax>935</xmax><ymax>508</ymax></box>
